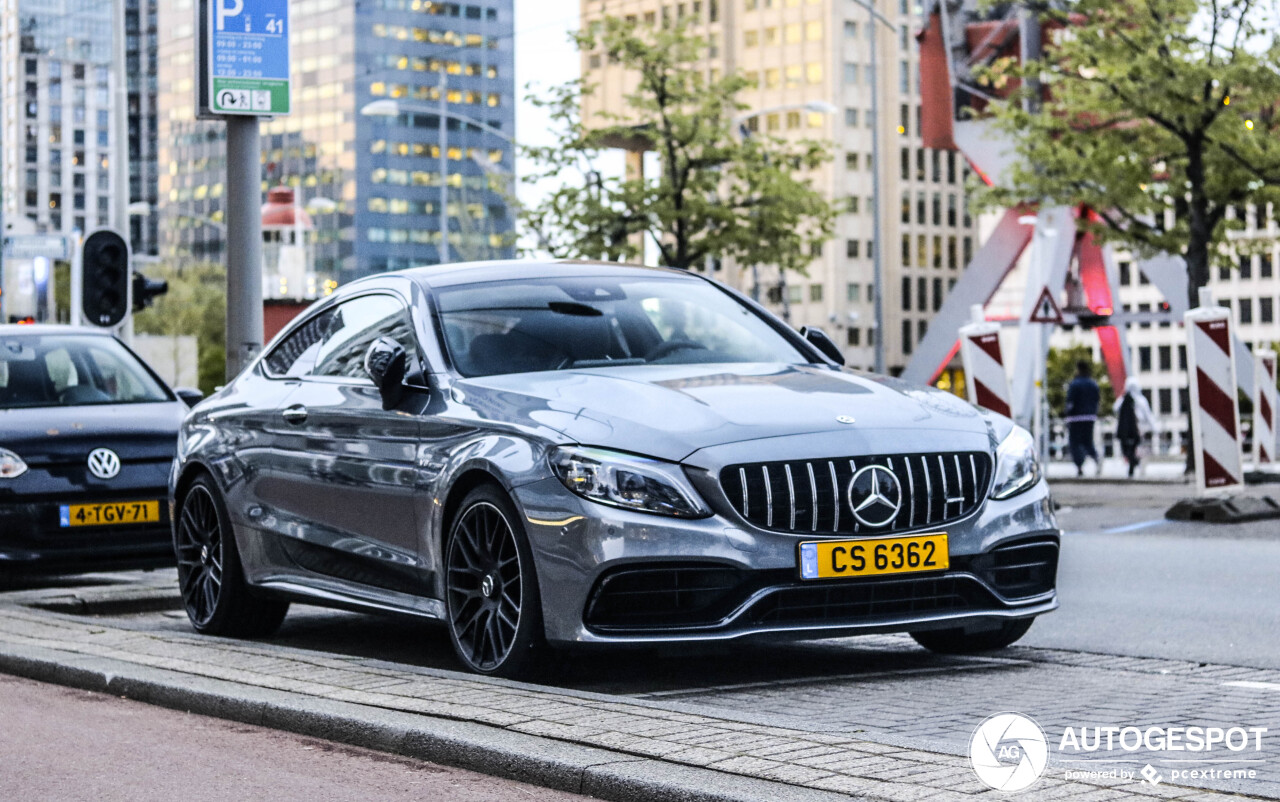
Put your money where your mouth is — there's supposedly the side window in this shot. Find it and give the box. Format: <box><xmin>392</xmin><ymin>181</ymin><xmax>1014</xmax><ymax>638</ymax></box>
<box><xmin>263</xmin><ymin>309</ymin><xmax>334</xmax><ymax>378</ymax></box>
<box><xmin>312</xmin><ymin>294</ymin><xmax>414</xmax><ymax>380</ymax></box>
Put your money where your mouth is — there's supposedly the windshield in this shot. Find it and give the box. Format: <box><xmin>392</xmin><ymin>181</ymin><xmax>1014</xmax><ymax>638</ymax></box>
<box><xmin>0</xmin><ymin>334</ymin><xmax>170</xmax><ymax>408</ymax></box>
<box><xmin>435</xmin><ymin>275</ymin><xmax>808</xmax><ymax>378</ymax></box>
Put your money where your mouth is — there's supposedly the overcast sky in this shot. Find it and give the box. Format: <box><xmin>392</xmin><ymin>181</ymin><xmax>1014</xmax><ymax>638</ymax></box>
<box><xmin>513</xmin><ymin>1</ymin><xmax>581</xmax><ymax>217</ymax></box>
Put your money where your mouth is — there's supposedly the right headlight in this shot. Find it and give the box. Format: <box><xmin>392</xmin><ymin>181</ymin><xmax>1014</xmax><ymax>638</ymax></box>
<box><xmin>0</xmin><ymin>447</ymin><xmax>29</xmax><ymax>479</ymax></box>
<box><xmin>548</xmin><ymin>446</ymin><xmax>710</xmax><ymax>518</ymax></box>
<box><xmin>989</xmin><ymin>426</ymin><xmax>1041</xmax><ymax>500</ymax></box>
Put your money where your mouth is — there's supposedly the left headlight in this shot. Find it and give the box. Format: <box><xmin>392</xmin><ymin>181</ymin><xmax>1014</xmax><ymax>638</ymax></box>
<box><xmin>989</xmin><ymin>426</ymin><xmax>1041</xmax><ymax>500</ymax></box>
<box><xmin>0</xmin><ymin>447</ymin><xmax>29</xmax><ymax>479</ymax></box>
<box><xmin>549</xmin><ymin>446</ymin><xmax>710</xmax><ymax>518</ymax></box>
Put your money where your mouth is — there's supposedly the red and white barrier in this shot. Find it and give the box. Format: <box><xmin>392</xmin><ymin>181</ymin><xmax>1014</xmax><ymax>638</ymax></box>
<box><xmin>1255</xmin><ymin>349</ymin><xmax>1277</xmax><ymax>468</ymax></box>
<box><xmin>1185</xmin><ymin>292</ymin><xmax>1244</xmax><ymax>493</ymax></box>
<box><xmin>959</xmin><ymin>306</ymin><xmax>1012</xmax><ymax>417</ymax></box>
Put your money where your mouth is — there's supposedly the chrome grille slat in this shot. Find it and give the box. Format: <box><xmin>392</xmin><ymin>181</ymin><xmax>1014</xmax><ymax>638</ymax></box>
<box><xmin>723</xmin><ymin>451</ymin><xmax>990</xmax><ymax>536</ymax></box>
<box><xmin>904</xmin><ymin>456</ymin><xmax>916</xmax><ymax>528</ymax></box>
<box><xmin>828</xmin><ymin>460</ymin><xmax>840</xmax><ymax>532</ymax></box>
<box><xmin>763</xmin><ymin>466</ymin><xmax>773</xmax><ymax>528</ymax></box>
<box><xmin>937</xmin><ymin>455</ymin><xmax>949</xmax><ymax>515</ymax></box>
<box><xmin>784</xmin><ymin>464</ymin><xmax>796</xmax><ymax>531</ymax></box>
<box><xmin>806</xmin><ymin>462</ymin><xmax>818</xmax><ymax>532</ymax></box>
<box><xmin>921</xmin><ymin>455</ymin><xmax>933</xmax><ymax>525</ymax></box>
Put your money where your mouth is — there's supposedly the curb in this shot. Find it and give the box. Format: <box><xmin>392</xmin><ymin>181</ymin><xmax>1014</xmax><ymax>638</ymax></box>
<box><xmin>0</xmin><ymin>642</ymin><xmax>866</xmax><ymax>802</ymax></box>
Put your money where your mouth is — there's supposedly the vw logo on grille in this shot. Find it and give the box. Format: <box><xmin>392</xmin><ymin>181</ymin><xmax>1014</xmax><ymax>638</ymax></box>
<box><xmin>847</xmin><ymin>464</ymin><xmax>902</xmax><ymax>528</ymax></box>
<box><xmin>86</xmin><ymin>448</ymin><xmax>121</xmax><ymax>480</ymax></box>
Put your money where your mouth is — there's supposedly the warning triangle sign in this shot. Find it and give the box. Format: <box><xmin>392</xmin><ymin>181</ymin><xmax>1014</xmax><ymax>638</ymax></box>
<box><xmin>1029</xmin><ymin>287</ymin><xmax>1064</xmax><ymax>324</ymax></box>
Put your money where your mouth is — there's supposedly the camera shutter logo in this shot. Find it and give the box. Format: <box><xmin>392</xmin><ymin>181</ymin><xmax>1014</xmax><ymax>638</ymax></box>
<box><xmin>969</xmin><ymin>712</ymin><xmax>1048</xmax><ymax>792</ymax></box>
<box><xmin>87</xmin><ymin>448</ymin><xmax>121</xmax><ymax>480</ymax></box>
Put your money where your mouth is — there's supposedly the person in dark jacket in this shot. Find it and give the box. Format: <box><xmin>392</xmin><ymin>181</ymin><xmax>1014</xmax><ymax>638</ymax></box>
<box><xmin>1113</xmin><ymin>377</ymin><xmax>1157</xmax><ymax>477</ymax></box>
<box><xmin>1065</xmin><ymin>360</ymin><xmax>1101</xmax><ymax>476</ymax></box>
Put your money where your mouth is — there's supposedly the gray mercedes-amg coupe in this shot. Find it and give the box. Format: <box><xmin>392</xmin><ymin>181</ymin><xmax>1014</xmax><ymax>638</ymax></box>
<box><xmin>171</xmin><ymin>261</ymin><xmax>1058</xmax><ymax>677</ymax></box>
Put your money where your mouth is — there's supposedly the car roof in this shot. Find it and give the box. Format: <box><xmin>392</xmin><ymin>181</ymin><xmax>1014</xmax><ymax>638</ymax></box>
<box><xmin>0</xmin><ymin>324</ymin><xmax>116</xmax><ymax>337</ymax></box>
<box><xmin>384</xmin><ymin>259</ymin><xmax>698</xmax><ymax>290</ymax></box>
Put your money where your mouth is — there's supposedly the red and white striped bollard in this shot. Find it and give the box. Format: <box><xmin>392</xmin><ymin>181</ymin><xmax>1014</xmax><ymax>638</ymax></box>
<box><xmin>1185</xmin><ymin>289</ymin><xmax>1244</xmax><ymax>494</ymax></box>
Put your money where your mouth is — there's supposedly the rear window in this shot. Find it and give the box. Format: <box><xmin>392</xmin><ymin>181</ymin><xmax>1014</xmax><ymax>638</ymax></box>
<box><xmin>0</xmin><ymin>335</ymin><xmax>170</xmax><ymax>408</ymax></box>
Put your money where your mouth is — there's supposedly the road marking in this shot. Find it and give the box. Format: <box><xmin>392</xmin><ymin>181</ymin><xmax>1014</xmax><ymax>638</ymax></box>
<box><xmin>1223</xmin><ymin>680</ymin><xmax>1280</xmax><ymax>691</ymax></box>
<box><xmin>1102</xmin><ymin>519</ymin><xmax>1166</xmax><ymax>534</ymax></box>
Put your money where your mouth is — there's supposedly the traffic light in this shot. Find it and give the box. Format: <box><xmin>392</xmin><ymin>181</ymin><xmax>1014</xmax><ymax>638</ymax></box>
<box><xmin>81</xmin><ymin>229</ymin><xmax>130</xmax><ymax>328</ymax></box>
<box><xmin>132</xmin><ymin>271</ymin><xmax>169</xmax><ymax>312</ymax></box>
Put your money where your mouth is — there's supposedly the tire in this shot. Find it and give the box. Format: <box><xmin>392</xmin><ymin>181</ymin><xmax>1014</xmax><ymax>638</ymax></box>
<box><xmin>444</xmin><ymin>484</ymin><xmax>546</xmax><ymax>679</ymax></box>
<box><xmin>910</xmin><ymin>617</ymin><xmax>1034</xmax><ymax>654</ymax></box>
<box><xmin>174</xmin><ymin>474</ymin><xmax>289</xmax><ymax>638</ymax></box>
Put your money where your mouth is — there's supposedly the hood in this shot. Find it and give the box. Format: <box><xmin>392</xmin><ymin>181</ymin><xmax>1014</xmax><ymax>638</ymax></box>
<box><xmin>455</xmin><ymin>363</ymin><xmax>992</xmax><ymax>462</ymax></box>
<box><xmin>0</xmin><ymin>401</ymin><xmax>185</xmax><ymax>465</ymax></box>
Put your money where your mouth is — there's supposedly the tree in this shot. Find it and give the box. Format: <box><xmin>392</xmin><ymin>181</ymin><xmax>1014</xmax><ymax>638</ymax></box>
<box><xmin>521</xmin><ymin>17</ymin><xmax>837</xmax><ymax>279</ymax></box>
<box><xmin>1047</xmin><ymin>345</ymin><xmax>1115</xmax><ymax>419</ymax></box>
<box><xmin>133</xmin><ymin>263</ymin><xmax>227</xmax><ymax>395</ymax></box>
<box><xmin>976</xmin><ymin>0</ymin><xmax>1280</xmax><ymax>311</ymax></box>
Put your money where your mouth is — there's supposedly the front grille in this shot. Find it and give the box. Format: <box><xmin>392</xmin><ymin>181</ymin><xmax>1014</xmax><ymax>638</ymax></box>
<box><xmin>720</xmin><ymin>452</ymin><xmax>992</xmax><ymax>535</ymax></box>
<box><xmin>746</xmin><ymin>575</ymin><xmax>997</xmax><ymax>626</ymax></box>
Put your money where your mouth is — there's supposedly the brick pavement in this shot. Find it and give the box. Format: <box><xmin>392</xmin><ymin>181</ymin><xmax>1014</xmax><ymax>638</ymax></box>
<box><xmin>0</xmin><ymin>580</ymin><xmax>1275</xmax><ymax>801</ymax></box>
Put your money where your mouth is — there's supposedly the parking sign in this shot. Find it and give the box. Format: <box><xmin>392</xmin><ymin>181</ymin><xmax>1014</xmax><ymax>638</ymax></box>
<box><xmin>207</xmin><ymin>0</ymin><xmax>290</xmax><ymax>115</ymax></box>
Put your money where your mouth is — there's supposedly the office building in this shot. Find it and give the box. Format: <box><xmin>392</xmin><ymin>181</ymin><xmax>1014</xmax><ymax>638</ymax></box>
<box><xmin>579</xmin><ymin>0</ymin><xmax>978</xmax><ymax>371</ymax></box>
<box><xmin>156</xmin><ymin>0</ymin><xmax>517</xmax><ymax>282</ymax></box>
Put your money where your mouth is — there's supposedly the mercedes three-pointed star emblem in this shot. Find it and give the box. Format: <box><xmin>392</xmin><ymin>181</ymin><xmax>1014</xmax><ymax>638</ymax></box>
<box><xmin>846</xmin><ymin>464</ymin><xmax>903</xmax><ymax>528</ymax></box>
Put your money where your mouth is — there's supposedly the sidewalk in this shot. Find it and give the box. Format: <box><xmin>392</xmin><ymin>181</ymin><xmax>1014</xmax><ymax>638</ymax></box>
<box><xmin>0</xmin><ymin>578</ymin><xmax>1261</xmax><ymax>802</ymax></box>
<box><xmin>1046</xmin><ymin>456</ymin><xmax>1190</xmax><ymax>483</ymax></box>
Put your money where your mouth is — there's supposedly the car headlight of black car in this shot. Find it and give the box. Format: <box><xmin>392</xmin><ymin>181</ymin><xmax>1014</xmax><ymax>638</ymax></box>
<box><xmin>989</xmin><ymin>425</ymin><xmax>1041</xmax><ymax>500</ymax></box>
<box><xmin>0</xmin><ymin>447</ymin><xmax>28</xmax><ymax>479</ymax></box>
<box><xmin>549</xmin><ymin>446</ymin><xmax>710</xmax><ymax>518</ymax></box>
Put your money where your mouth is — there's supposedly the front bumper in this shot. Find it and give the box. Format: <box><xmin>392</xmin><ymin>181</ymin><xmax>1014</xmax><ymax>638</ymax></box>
<box><xmin>513</xmin><ymin>474</ymin><xmax>1059</xmax><ymax>645</ymax></box>
<box><xmin>0</xmin><ymin>492</ymin><xmax>173</xmax><ymax>572</ymax></box>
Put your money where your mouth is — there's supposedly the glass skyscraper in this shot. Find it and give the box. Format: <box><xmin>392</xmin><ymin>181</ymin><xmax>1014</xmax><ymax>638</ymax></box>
<box><xmin>156</xmin><ymin>0</ymin><xmax>516</xmax><ymax>282</ymax></box>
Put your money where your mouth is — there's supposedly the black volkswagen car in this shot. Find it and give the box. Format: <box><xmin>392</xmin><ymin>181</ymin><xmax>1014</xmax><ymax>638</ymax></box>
<box><xmin>0</xmin><ymin>325</ymin><xmax>197</xmax><ymax>575</ymax></box>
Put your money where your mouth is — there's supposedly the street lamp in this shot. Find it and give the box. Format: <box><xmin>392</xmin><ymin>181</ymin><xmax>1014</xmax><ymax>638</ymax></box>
<box><xmin>360</xmin><ymin>93</ymin><xmax>515</xmax><ymax>266</ymax></box>
<box><xmin>849</xmin><ymin>0</ymin><xmax>897</xmax><ymax>375</ymax></box>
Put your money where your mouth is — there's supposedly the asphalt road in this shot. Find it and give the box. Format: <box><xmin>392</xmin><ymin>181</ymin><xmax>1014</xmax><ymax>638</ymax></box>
<box><xmin>0</xmin><ymin>673</ymin><xmax>590</xmax><ymax>802</ymax></box>
<box><xmin>1026</xmin><ymin>481</ymin><xmax>1280</xmax><ymax>669</ymax></box>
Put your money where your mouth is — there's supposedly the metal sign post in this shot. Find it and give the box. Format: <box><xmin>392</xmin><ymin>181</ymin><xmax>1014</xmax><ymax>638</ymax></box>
<box><xmin>197</xmin><ymin>0</ymin><xmax>291</xmax><ymax>380</ymax></box>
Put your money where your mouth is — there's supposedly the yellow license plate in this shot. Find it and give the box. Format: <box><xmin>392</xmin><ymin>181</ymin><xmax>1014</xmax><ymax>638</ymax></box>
<box><xmin>799</xmin><ymin>533</ymin><xmax>949</xmax><ymax>580</ymax></box>
<box><xmin>59</xmin><ymin>500</ymin><xmax>162</xmax><ymax>528</ymax></box>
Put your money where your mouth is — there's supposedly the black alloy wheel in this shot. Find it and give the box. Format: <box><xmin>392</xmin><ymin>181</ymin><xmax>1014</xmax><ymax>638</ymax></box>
<box><xmin>174</xmin><ymin>474</ymin><xmax>289</xmax><ymax>637</ymax></box>
<box><xmin>445</xmin><ymin>485</ymin><xmax>545</xmax><ymax>678</ymax></box>
<box><xmin>175</xmin><ymin>481</ymin><xmax>224</xmax><ymax>627</ymax></box>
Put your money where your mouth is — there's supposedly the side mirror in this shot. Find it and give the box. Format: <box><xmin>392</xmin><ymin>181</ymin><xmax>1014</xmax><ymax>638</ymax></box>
<box><xmin>174</xmin><ymin>387</ymin><xmax>204</xmax><ymax>407</ymax></box>
<box><xmin>364</xmin><ymin>336</ymin><xmax>408</xmax><ymax>409</ymax></box>
<box><xmin>800</xmin><ymin>326</ymin><xmax>845</xmax><ymax>366</ymax></box>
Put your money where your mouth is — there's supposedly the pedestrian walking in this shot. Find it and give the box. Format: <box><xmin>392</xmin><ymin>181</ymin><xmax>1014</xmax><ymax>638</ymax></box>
<box><xmin>1113</xmin><ymin>377</ymin><xmax>1157</xmax><ymax>477</ymax></box>
<box><xmin>1065</xmin><ymin>360</ymin><xmax>1102</xmax><ymax>477</ymax></box>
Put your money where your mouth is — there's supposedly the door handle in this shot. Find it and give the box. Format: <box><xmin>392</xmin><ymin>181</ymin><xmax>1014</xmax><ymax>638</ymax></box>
<box><xmin>281</xmin><ymin>404</ymin><xmax>308</xmax><ymax>424</ymax></box>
